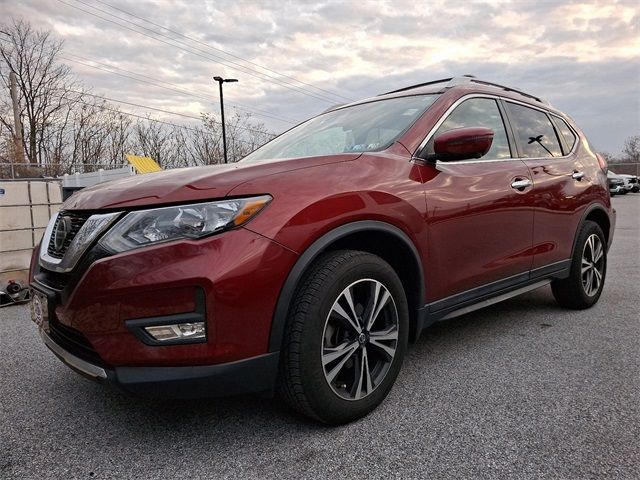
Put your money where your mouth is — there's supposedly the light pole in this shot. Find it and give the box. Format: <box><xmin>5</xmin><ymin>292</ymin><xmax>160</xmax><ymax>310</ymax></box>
<box><xmin>213</xmin><ymin>76</ymin><xmax>238</xmax><ymax>164</ymax></box>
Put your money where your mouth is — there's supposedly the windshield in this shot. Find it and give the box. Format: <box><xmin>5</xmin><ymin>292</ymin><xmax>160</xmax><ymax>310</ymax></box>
<box><xmin>242</xmin><ymin>95</ymin><xmax>438</xmax><ymax>162</ymax></box>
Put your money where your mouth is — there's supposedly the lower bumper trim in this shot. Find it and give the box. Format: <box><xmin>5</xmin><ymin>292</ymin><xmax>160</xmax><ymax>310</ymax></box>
<box><xmin>40</xmin><ymin>329</ymin><xmax>108</xmax><ymax>379</ymax></box>
<box><xmin>112</xmin><ymin>352</ymin><xmax>280</xmax><ymax>399</ymax></box>
<box><xmin>40</xmin><ymin>328</ymin><xmax>280</xmax><ymax>398</ymax></box>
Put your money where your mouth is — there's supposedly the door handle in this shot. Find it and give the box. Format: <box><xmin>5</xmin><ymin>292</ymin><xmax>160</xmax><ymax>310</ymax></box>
<box><xmin>572</xmin><ymin>171</ymin><xmax>585</xmax><ymax>180</ymax></box>
<box><xmin>511</xmin><ymin>178</ymin><xmax>533</xmax><ymax>190</ymax></box>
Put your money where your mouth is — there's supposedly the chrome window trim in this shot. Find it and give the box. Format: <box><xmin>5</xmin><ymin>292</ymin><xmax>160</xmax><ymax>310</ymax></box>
<box><xmin>434</xmin><ymin>157</ymin><xmax>523</xmax><ymax>166</ymax></box>
<box><xmin>413</xmin><ymin>93</ymin><xmax>579</xmax><ymax>164</ymax></box>
<box><xmin>39</xmin><ymin>211</ymin><xmax>121</xmax><ymax>273</ymax></box>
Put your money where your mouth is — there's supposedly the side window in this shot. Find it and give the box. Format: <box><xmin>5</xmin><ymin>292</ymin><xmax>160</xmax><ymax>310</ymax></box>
<box><xmin>506</xmin><ymin>103</ymin><xmax>563</xmax><ymax>158</ymax></box>
<box><xmin>426</xmin><ymin>98</ymin><xmax>511</xmax><ymax>159</ymax></box>
<box><xmin>554</xmin><ymin>117</ymin><xmax>577</xmax><ymax>154</ymax></box>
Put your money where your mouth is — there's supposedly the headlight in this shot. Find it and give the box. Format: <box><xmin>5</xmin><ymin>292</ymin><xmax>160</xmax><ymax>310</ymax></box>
<box><xmin>98</xmin><ymin>195</ymin><xmax>271</xmax><ymax>253</ymax></box>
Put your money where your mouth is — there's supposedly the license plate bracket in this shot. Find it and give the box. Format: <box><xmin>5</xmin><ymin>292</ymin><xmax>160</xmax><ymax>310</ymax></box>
<box><xmin>30</xmin><ymin>289</ymin><xmax>50</xmax><ymax>333</ymax></box>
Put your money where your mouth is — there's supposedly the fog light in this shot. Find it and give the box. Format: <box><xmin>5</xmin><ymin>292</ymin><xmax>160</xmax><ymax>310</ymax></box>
<box><xmin>144</xmin><ymin>322</ymin><xmax>206</xmax><ymax>342</ymax></box>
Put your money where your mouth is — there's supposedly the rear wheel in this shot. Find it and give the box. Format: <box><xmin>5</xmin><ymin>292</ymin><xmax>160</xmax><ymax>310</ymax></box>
<box><xmin>277</xmin><ymin>250</ymin><xmax>409</xmax><ymax>424</ymax></box>
<box><xmin>551</xmin><ymin>220</ymin><xmax>607</xmax><ymax>309</ymax></box>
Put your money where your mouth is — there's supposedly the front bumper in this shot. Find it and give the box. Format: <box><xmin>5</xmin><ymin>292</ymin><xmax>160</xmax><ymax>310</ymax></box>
<box><xmin>31</xmin><ymin>227</ymin><xmax>297</xmax><ymax>368</ymax></box>
<box><xmin>31</xmin><ymin>226</ymin><xmax>298</xmax><ymax>397</ymax></box>
<box><xmin>41</xmin><ymin>328</ymin><xmax>280</xmax><ymax>398</ymax></box>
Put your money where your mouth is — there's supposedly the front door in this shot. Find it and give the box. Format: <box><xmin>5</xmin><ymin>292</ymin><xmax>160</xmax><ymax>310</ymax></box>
<box><xmin>420</xmin><ymin>97</ymin><xmax>535</xmax><ymax>302</ymax></box>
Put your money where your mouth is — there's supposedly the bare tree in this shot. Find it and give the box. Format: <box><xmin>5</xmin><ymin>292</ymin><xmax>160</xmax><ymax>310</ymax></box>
<box><xmin>104</xmin><ymin>111</ymin><xmax>132</xmax><ymax>167</ymax></box>
<box><xmin>131</xmin><ymin>119</ymin><xmax>174</xmax><ymax>168</ymax></box>
<box><xmin>622</xmin><ymin>135</ymin><xmax>640</xmax><ymax>163</ymax></box>
<box><xmin>192</xmin><ymin>113</ymin><xmax>223</xmax><ymax>165</ymax></box>
<box><xmin>0</xmin><ymin>19</ymin><xmax>81</xmax><ymax>165</ymax></box>
<box><xmin>223</xmin><ymin>110</ymin><xmax>273</xmax><ymax>162</ymax></box>
<box><xmin>0</xmin><ymin>19</ymin><xmax>274</xmax><ymax>178</ymax></box>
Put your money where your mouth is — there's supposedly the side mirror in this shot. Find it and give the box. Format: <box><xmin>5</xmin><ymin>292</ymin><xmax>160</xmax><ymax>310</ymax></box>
<box><xmin>431</xmin><ymin>127</ymin><xmax>494</xmax><ymax>162</ymax></box>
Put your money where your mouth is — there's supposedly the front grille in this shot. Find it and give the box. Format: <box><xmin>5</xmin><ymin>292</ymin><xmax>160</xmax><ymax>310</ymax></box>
<box><xmin>49</xmin><ymin>318</ymin><xmax>105</xmax><ymax>367</ymax></box>
<box><xmin>47</xmin><ymin>211</ymin><xmax>92</xmax><ymax>259</ymax></box>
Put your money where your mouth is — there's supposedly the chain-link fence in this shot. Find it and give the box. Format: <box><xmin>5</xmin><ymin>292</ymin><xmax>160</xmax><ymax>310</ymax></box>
<box><xmin>0</xmin><ymin>162</ymin><xmax>128</xmax><ymax>180</ymax></box>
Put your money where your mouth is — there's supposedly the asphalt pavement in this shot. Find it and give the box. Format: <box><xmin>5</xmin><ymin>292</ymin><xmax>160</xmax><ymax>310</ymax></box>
<box><xmin>1</xmin><ymin>195</ymin><xmax>639</xmax><ymax>479</ymax></box>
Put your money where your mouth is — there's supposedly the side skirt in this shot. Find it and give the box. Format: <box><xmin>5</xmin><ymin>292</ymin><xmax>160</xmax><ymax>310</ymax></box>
<box><xmin>413</xmin><ymin>260</ymin><xmax>570</xmax><ymax>340</ymax></box>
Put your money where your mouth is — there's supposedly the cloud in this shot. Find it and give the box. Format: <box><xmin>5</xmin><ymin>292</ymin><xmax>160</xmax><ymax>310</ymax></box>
<box><xmin>0</xmin><ymin>0</ymin><xmax>638</xmax><ymax>153</ymax></box>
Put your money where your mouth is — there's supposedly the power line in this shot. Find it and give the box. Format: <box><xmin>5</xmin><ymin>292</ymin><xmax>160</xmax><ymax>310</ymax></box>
<box><xmin>69</xmin><ymin>90</ymin><xmax>205</xmax><ymax>121</ymax></box>
<box><xmin>2</xmin><ymin>32</ymin><xmax>299</xmax><ymax>124</ymax></box>
<box><xmin>93</xmin><ymin>0</ymin><xmax>354</xmax><ymax>103</ymax></box>
<box><xmin>60</xmin><ymin>53</ymin><xmax>299</xmax><ymax>124</ymax></box>
<box><xmin>1</xmin><ymin>35</ymin><xmax>272</xmax><ymax>145</ymax></box>
<box><xmin>52</xmin><ymin>94</ymin><xmax>199</xmax><ymax>132</ymax></box>
<box><xmin>57</xmin><ymin>0</ymin><xmax>344</xmax><ymax>104</ymax></box>
<box><xmin>0</xmin><ymin>39</ymin><xmax>268</xmax><ymax>151</ymax></box>
<box><xmin>52</xmin><ymin>94</ymin><xmax>268</xmax><ymax>149</ymax></box>
<box><xmin>64</xmin><ymin>54</ymin><xmax>298</xmax><ymax>124</ymax></box>
<box><xmin>61</xmin><ymin>89</ymin><xmax>273</xmax><ymax>137</ymax></box>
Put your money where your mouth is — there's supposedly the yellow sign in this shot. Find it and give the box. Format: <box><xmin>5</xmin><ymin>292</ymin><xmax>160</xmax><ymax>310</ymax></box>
<box><xmin>125</xmin><ymin>154</ymin><xmax>162</xmax><ymax>174</ymax></box>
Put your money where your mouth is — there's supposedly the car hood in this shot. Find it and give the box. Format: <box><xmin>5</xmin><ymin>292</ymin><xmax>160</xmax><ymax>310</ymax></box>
<box><xmin>62</xmin><ymin>154</ymin><xmax>360</xmax><ymax>210</ymax></box>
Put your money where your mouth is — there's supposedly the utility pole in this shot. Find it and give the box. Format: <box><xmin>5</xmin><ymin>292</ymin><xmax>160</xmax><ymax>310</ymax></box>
<box><xmin>9</xmin><ymin>71</ymin><xmax>25</xmax><ymax>164</ymax></box>
<box><xmin>213</xmin><ymin>76</ymin><xmax>238</xmax><ymax>164</ymax></box>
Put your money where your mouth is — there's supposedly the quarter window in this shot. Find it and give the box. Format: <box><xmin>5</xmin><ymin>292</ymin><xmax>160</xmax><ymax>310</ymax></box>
<box><xmin>426</xmin><ymin>98</ymin><xmax>512</xmax><ymax>159</ymax></box>
<box><xmin>554</xmin><ymin>117</ymin><xmax>577</xmax><ymax>154</ymax></box>
<box><xmin>506</xmin><ymin>103</ymin><xmax>563</xmax><ymax>158</ymax></box>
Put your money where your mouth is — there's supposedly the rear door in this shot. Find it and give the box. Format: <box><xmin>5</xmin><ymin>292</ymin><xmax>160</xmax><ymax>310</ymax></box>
<box><xmin>421</xmin><ymin>96</ymin><xmax>535</xmax><ymax>302</ymax></box>
<box><xmin>502</xmin><ymin>101</ymin><xmax>587</xmax><ymax>271</ymax></box>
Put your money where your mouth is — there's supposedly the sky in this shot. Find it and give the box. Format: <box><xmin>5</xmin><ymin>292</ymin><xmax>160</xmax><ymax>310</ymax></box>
<box><xmin>1</xmin><ymin>0</ymin><xmax>639</xmax><ymax>155</ymax></box>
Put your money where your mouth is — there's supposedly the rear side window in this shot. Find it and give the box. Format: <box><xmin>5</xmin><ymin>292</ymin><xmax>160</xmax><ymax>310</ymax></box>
<box><xmin>506</xmin><ymin>103</ymin><xmax>563</xmax><ymax>158</ymax></box>
<box><xmin>427</xmin><ymin>98</ymin><xmax>512</xmax><ymax>159</ymax></box>
<box><xmin>554</xmin><ymin>117</ymin><xmax>577</xmax><ymax>154</ymax></box>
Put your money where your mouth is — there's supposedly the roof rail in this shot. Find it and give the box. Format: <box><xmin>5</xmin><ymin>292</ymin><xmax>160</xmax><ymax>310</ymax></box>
<box><xmin>322</xmin><ymin>103</ymin><xmax>346</xmax><ymax>113</ymax></box>
<box><xmin>381</xmin><ymin>75</ymin><xmax>550</xmax><ymax>105</ymax></box>
<box><xmin>467</xmin><ymin>78</ymin><xmax>549</xmax><ymax>105</ymax></box>
<box><xmin>379</xmin><ymin>77</ymin><xmax>455</xmax><ymax>95</ymax></box>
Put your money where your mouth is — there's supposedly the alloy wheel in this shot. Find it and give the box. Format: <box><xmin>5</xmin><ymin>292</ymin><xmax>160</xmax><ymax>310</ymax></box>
<box><xmin>321</xmin><ymin>279</ymin><xmax>399</xmax><ymax>401</ymax></box>
<box><xmin>581</xmin><ymin>233</ymin><xmax>604</xmax><ymax>297</ymax></box>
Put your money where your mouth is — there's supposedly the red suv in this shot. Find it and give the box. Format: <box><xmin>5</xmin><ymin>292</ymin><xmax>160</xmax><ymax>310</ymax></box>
<box><xmin>30</xmin><ymin>76</ymin><xmax>615</xmax><ymax>424</ymax></box>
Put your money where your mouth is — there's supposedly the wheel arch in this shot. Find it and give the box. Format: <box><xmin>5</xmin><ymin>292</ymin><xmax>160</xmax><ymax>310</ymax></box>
<box><xmin>268</xmin><ymin>221</ymin><xmax>425</xmax><ymax>352</ymax></box>
<box><xmin>572</xmin><ymin>203</ymin><xmax>612</xmax><ymax>257</ymax></box>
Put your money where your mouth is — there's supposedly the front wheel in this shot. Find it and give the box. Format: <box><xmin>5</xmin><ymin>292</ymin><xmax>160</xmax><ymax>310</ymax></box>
<box><xmin>277</xmin><ymin>250</ymin><xmax>409</xmax><ymax>424</ymax></box>
<box><xmin>551</xmin><ymin>220</ymin><xmax>607</xmax><ymax>309</ymax></box>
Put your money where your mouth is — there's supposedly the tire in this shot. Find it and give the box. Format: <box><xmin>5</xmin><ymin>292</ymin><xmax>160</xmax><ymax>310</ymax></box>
<box><xmin>277</xmin><ymin>250</ymin><xmax>409</xmax><ymax>425</ymax></box>
<box><xmin>551</xmin><ymin>220</ymin><xmax>607</xmax><ymax>309</ymax></box>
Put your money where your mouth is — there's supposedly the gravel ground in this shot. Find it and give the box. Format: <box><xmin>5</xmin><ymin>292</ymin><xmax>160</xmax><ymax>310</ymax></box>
<box><xmin>1</xmin><ymin>196</ymin><xmax>639</xmax><ymax>480</ymax></box>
